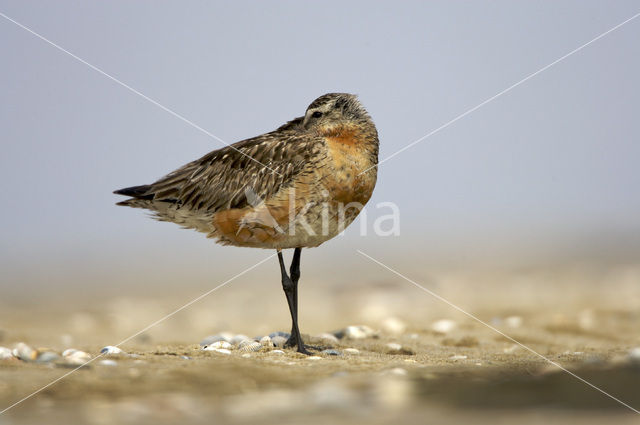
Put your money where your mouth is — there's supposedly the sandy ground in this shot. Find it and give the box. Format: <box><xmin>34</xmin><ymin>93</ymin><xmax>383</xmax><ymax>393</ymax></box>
<box><xmin>1</xmin><ymin>262</ymin><xmax>640</xmax><ymax>424</ymax></box>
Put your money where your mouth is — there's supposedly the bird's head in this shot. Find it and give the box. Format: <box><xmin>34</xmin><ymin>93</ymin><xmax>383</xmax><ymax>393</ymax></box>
<box><xmin>302</xmin><ymin>93</ymin><xmax>372</xmax><ymax>130</ymax></box>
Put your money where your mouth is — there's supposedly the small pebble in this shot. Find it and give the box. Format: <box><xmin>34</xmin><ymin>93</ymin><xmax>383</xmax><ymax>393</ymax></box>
<box><xmin>100</xmin><ymin>346</ymin><xmax>124</xmax><ymax>355</ymax></box>
<box><xmin>13</xmin><ymin>343</ymin><xmax>38</xmax><ymax>362</ymax></box>
<box><xmin>271</xmin><ymin>350</ymin><xmax>285</xmax><ymax>355</ymax></box>
<box><xmin>629</xmin><ymin>347</ymin><xmax>640</xmax><ymax>362</ymax></box>
<box><xmin>98</xmin><ymin>359</ymin><xmax>118</xmax><ymax>366</ymax></box>
<box><xmin>389</xmin><ymin>367</ymin><xmax>408</xmax><ymax>376</ymax></box>
<box><xmin>64</xmin><ymin>349</ymin><xmax>92</xmax><ymax>365</ymax></box>
<box><xmin>181</xmin><ymin>356</ymin><xmax>191</xmax><ymax>360</ymax></box>
<box><xmin>321</xmin><ymin>349</ymin><xmax>342</xmax><ymax>356</ymax></box>
<box><xmin>36</xmin><ymin>351</ymin><xmax>59</xmax><ymax>363</ymax></box>
<box><xmin>199</xmin><ymin>334</ymin><xmax>230</xmax><ymax>347</ymax></box>
<box><xmin>342</xmin><ymin>325</ymin><xmax>376</xmax><ymax>340</ymax></box>
<box><xmin>343</xmin><ymin>348</ymin><xmax>360</xmax><ymax>355</ymax></box>
<box><xmin>431</xmin><ymin>319</ymin><xmax>456</xmax><ymax>334</ymax></box>
<box><xmin>449</xmin><ymin>355</ymin><xmax>467</xmax><ymax>360</ymax></box>
<box><xmin>259</xmin><ymin>336</ymin><xmax>274</xmax><ymax>348</ymax></box>
<box><xmin>386</xmin><ymin>342</ymin><xmax>403</xmax><ymax>352</ymax></box>
<box><xmin>382</xmin><ymin>317</ymin><xmax>407</xmax><ymax>335</ymax></box>
<box><xmin>314</xmin><ymin>333</ymin><xmax>339</xmax><ymax>344</ymax></box>
<box><xmin>307</xmin><ymin>356</ymin><xmax>323</xmax><ymax>360</ymax></box>
<box><xmin>238</xmin><ymin>340</ymin><xmax>261</xmax><ymax>352</ymax></box>
<box><xmin>386</xmin><ymin>343</ymin><xmax>414</xmax><ymax>355</ymax></box>
<box><xmin>241</xmin><ymin>353</ymin><xmax>251</xmax><ymax>358</ymax></box>
<box><xmin>0</xmin><ymin>346</ymin><xmax>14</xmax><ymax>360</ymax></box>
<box><xmin>271</xmin><ymin>336</ymin><xmax>287</xmax><ymax>348</ymax></box>
<box><xmin>505</xmin><ymin>316</ymin><xmax>523</xmax><ymax>328</ymax></box>
<box><xmin>203</xmin><ymin>341</ymin><xmax>232</xmax><ymax>351</ymax></box>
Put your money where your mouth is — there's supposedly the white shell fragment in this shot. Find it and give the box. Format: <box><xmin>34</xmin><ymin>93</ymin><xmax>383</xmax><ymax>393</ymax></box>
<box><xmin>259</xmin><ymin>336</ymin><xmax>274</xmax><ymax>348</ymax></box>
<box><xmin>0</xmin><ymin>346</ymin><xmax>13</xmax><ymax>360</ymax></box>
<box><xmin>431</xmin><ymin>319</ymin><xmax>457</xmax><ymax>334</ymax></box>
<box><xmin>449</xmin><ymin>355</ymin><xmax>467</xmax><ymax>360</ymax></box>
<box><xmin>203</xmin><ymin>341</ymin><xmax>232</xmax><ymax>351</ymax></box>
<box><xmin>314</xmin><ymin>333</ymin><xmax>339</xmax><ymax>344</ymax></box>
<box><xmin>210</xmin><ymin>348</ymin><xmax>231</xmax><ymax>355</ymax></box>
<box><xmin>63</xmin><ymin>349</ymin><xmax>92</xmax><ymax>365</ymax></box>
<box><xmin>100</xmin><ymin>346</ymin><xmax>124</xmax><ymax>355</ymax></box>
<box><xmin>343</xmin><ymin>325</ymin><xmax>376</xmax><ymax>339</ymax></box>
<box><xmin>238</xmin><ymin>340</ymin><xmax>261</xmax><ymax>353</ymax></box>
<box><xmin>271</xmin><ymin>350</ymin><xmax>285</xmax><ymax>355</ymax></box>
<box><xmin>382</xmin><ymin>317</ymin><xmax>407</xmax><ymax>335</ymax></box>
<box><xmin>200</xmin><ymin>334</ymin><xmax>230</xmax><ymax>347</ymax></box>
<box><xmin>386</xmin><ymin>343</ymin><xmax>403</xmax><ymax>353</ymax></box>
<box><xmin>505</xmin><ymin>316</ymin><xmax>523</xmax><ymax>328</ymax></box>
<box><xmin>343</xmin><ymin>348</ymin><xmax>360</xmax><ymax>355</ymax></box>
<box><xmin>13</xmin><ymin>343</ymin><xmax>37</xmax><ymax>362</ymax></box>
<box><xmin>98</xmin><ymin>359</ymin><xmax>118</xmax><ymax>366</ymax></box>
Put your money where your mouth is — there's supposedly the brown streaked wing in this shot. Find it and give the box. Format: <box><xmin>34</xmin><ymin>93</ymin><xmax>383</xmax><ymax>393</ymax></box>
<box><xmin>146</xmin><ymin>130</ymin><xmax>321</xmax><ymax>212</ymax></box>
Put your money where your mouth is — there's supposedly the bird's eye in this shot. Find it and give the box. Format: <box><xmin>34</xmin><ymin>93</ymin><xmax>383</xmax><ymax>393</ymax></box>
<box><xmin>311</xmin><ymin>111</ymin><xmax>323</xmax><ymax>118</ymax></box>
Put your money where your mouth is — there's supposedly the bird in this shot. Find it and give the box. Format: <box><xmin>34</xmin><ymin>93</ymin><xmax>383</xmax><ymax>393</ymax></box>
<box><xmin>114</xmin><ymin>93</ymin><xmax>379</xmax><ymax>354</ymax></box>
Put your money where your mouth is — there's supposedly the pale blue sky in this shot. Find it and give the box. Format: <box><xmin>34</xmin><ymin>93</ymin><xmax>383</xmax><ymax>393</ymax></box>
<box><xmin>1</xmin><ymin>1</ymin><xmax>639</xmax><ymax>282</ymax></box>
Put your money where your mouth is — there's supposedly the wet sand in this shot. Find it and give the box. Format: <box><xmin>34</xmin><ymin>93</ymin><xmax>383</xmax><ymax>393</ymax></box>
<box><xmin>1</xmin><ymin>263</ymin><xmax>639</xmax><ymax>424</ymax></box>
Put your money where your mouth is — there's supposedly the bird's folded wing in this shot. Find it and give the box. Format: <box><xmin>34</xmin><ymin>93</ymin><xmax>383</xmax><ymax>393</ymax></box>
<box><xmin>146</xmin><ymin>130</ymin><xmax>322</xmax><ymax>212</ymax></box>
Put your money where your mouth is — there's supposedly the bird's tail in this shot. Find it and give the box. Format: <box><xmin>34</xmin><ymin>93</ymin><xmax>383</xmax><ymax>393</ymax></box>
<box><xmin>113</xmin><ymin>184</ymin><xmax>154</xmax><ymax>207</ymax></box>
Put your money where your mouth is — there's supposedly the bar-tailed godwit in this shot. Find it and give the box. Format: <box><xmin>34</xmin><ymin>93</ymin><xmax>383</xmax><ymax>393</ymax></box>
<box><xmin>115</xmin><ymin>93</ymin><xmax>379</xmax><ymax>353</ymax></box>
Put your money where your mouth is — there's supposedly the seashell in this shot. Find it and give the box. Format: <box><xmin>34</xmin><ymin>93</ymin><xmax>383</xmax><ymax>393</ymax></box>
<box><xmin>628</xmin><ymin>347</ymin><xmax>640</xmax><ymax>363</ymax></box>
<box><xmin>36</xmin><ymin>351</ymin><xmax>60</xmax><ymax>363</ymax></box>
<box><xmin>314</xmin><ymin>333</ymin><xmax>339</xmax><ymax>344</ymax></box>
<box><xmin>241</xmin><ymin>353</ymin><xmax>251</xmax><ymax>358</ymax></box>
<box><xmin>389</xmin><ymin>367</ymin><xmax>407</xmax><ymax>376</ymax></box>
<box><xmin>13</xmin><ymin>343</ymin><xmax>37</xmax><ymax>362</ymax></box>
<box><xmin>64</xmin><ymin>350</ymin><xmax>92</xmax><ymax>365</ymax></box>
<box><xmin>203</xmin><ymin>341</ymin><xmax>232</xmax><ymax>351</ymax></box>
<box><xmin>382</xmin><ymin>317</ymin><xmax>407</xmax><ymax>335</ymax></box>
<box><xmin>343</xmin><ymin>348</ymin><xmax>360</xmax><ymax>355</ymax></box>
<box><xmin>181</xmin><ymin>356</ymin><xmax>191</xmax><ymax>360</ymax></box>
<box><xmin>271</xmin><ymin>336</ymin><xmax>287</xmax><ymax>348</ymax></box>
<box><xmin>321</xmin><ymin>349</ymin><xmax>341</xmax><ymax>356</ymax></box>
<box><xmin>200</xmin><ymin>334</ymin><xmax>230</xmax><ymax>347</ymax></box>
<box><xmin>342</xmin><ymin>325</ymin><xmax>376</xmax><ymax>340</ymax></box>
<box><xmin>431</xmin><ymin>319</ymin><xmax>456</xmax><ymax>334</ymax></box>
<box><xmin>259</xmin><ymin>336</ymin><xmax>274</xmax><ymax>348</ymax></box>
<box><xmin>0</xmin><ymin>346</ymin><xmax>14</xmax><ymax>360</ymax></box>
<box><xmin>210</xmin><ymin>348</ymin><xmax>231</xmax><ymax>355</ymax></box>
<box><xmin>238</xmin><ymin>340</ymin><xmax>261</xmax><ymax>353</ymax></box>
<box><xmin>386</xmin><ymin>343</ymin><xmax>402</xmax><ymax>352</ymax></box>
<box><xmin>271</xmin><ymin>350</ymin><xmax>285</xmax><ymax>355</ymax></box>
<box><xmin>449</xmin><ymin>354</ymin><xmax>467</xmax><ymax>360</ymax></box>
<box><xmin>98</xmin><ymin>359</ymin><xmax>118</xmax><ymax>366</ymax></box>
<box><xmin>307</xmin><ymin>356</ymin><xmax>322</xmax><ymax>360</ymax></box>
<box><xmin>100</xmin><ymin>346</ymin><xmax>124</xmax><ymax>355</ymax></box>
<box><xmin>230</xmin><ymin>334</ymin><xmax>250</xmax><ymax>345</ymax></box>
<box><xmin>504</xmin><ymin>316</ymin><xmax>523</xmax><ymax>328</ymax></box>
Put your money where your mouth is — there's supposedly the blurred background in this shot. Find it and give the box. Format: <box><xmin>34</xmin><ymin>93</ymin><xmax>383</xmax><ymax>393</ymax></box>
<box><xmin>1</xmin><ymin>1</ymin><xmax>640</xmax><ymax>423</ymax></box>
<box><xmin>1</xmin><ymin>0</ymin><xmax>639</xmax><ymax>340</ymax></box>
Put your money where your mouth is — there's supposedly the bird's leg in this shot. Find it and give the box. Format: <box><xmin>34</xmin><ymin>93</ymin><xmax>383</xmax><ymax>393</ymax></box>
<box><xmin>286</xmin><ymin>248</ymin><xmax>302</xmax><ymax>348</ymax></box>
<box><xmin>278</xmin><ymin>249</ymin><xmax>309</xmax><ymax>355</ymax></box>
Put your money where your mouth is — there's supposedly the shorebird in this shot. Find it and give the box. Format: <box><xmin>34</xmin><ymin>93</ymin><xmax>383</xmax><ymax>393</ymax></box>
<box><xmin>114</xmin><ymin>93</ymin><xmax>379</xmax><ymax>354</ymax></box>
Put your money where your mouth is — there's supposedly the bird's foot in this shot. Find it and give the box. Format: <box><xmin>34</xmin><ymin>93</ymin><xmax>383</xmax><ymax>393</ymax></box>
<box><xmin>284</xmin><ymin>336</ymin><xmax>313</xmax><ymax>355</ymax></box>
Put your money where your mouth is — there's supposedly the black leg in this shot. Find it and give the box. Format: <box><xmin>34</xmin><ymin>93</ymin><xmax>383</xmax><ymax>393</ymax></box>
<box><xmin>278</xmin><ymin>249</ymin><xmax>309</xmax><ymax>354</ymax></box>
<box><xmin>286</xmin><ymin>248</ymin><xmax>302</xmax><ymax>347</ymax></box>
